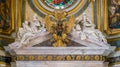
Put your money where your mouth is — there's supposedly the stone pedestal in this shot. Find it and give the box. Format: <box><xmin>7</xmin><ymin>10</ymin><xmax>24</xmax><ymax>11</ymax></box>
<box><xmin>7</xmin><ymin>46</ymin><xmax>115</xmax><ymax>67</ymax></box>
<box><xmin>16</xmin><ymin>61</ymin><xmax>107</xmax><ymax>67</ymax></box>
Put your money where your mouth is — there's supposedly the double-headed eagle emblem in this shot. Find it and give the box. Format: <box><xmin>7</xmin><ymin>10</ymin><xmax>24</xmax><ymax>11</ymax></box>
<box><xmin>45</xmin><ymin>10</ymin><xmax>75</xmax><ymax>47</ymax></box>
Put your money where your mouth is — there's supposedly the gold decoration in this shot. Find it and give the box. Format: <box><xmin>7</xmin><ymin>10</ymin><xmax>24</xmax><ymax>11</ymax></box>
<box><xmin>76</xmin><ymin>56</ymin><xmax>81</xmax><ymax>60</ymax></box>
<box><xmin>85</xmin><ymin>55</ymin><xmax>90</xmax><ymax>61</ymax></box>
<box><xmin>94</xmin><ymin>55</ymin><xmax>100</xmax><ymax>61</ymax></box>
<box><xmin>47</xmin><ymin>56</ymin><xmax>53</xmax><ymax>61</ymax></box>
<box><xmin>66</xmin><ymin>56</ymin><xmax>72</xmax><ymax>61</ymax></box>
<box><xmin>45</xmin><ymin>10</ymin><xmax>75</xmax><ymax>47</ymax></box>
<box><xmin>14</xmin><ymin>55</ymin><xmax>105</xmax><ymax>61</ymax></box>
<box><xmin>102</xmin><ymin>56</ymin><xmax>105</xmax><ymax>61</ymax></box>
<box><xmin>29</xmin><ymin>56</ymin><xmax>35</xmax><ymax>61</ymax></box>
<box><xmin>38</xmin><ymin>56</ymin><xmax>44</xmax><ymax>61</ymax></box>
<box><xmin>57</xmin><ymin>56</ymin><xmax>64</xmax><ymax>61</ymax></box>
<box><xmin>19</xmin><ymin>56</ymin><xmax>25</xmax><ymax>61</ymax></box>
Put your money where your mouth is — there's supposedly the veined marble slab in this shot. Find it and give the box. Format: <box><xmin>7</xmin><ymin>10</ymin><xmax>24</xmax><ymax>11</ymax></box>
<box><xmin>15</xmin><ymin>61</ymin><xmax>108</xmax><ymax>67</ymax></box>
<box><xmin>7</xmin><ymin>46</ymin><xmax>115</xmax><ymax>56</ymax></box>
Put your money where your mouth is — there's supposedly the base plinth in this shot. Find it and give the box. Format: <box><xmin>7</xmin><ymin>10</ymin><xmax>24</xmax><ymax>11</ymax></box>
<box><xmin>8</xmin><ymin>46</ymin><xmax>115</xmax><ymax>67</ymax></box>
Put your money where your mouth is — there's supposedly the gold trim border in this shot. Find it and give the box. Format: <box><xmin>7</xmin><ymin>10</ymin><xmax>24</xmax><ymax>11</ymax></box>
<box><xmin>13</xmin><ymin>55</ymin><xmax>105</xmax><ymax>61</ymax></box>
<box><xmin>17</xmin><ymin>0</ymin><xmax>22</xmax><ymax>28</ymax></box>
<box><xmin>96</xmin><ymin>0</ymin><xmax>101</xmax><ymax>30</ymax></box>
<box><xmin>18</xmin><ymin>0</ymin><xmax>26</xmax><ymax>29</ymax></box>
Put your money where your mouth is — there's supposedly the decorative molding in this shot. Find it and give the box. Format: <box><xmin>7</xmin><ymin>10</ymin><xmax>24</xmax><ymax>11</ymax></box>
<box><xmin>13</xmin><ymin>55</ymin><xmax>106</xmax><ymax>61</ymax></box>
<box><xmin>96</xmin><ymin>0</ymin><xmax>101</xmax><ymax>30</ymax></box>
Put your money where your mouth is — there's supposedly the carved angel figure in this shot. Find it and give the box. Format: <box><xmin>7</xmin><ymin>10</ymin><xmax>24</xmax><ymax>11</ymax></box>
<box><xmin>18</xmin><ymin>21</ymin><xmax>34</xmax><ymax>45</ymax></box>
<box><xmin>81</xmin><ymin>13</ymin><xmax>107</xmax><ymax>43</ymax></box>
<box><xmin>45</xmin><ymin>10</ymin><xmax>75</xmax><ymax>47</ymax></box>
<box><xmin>30</xmin><ymin>14</ymin><xmax>40</xmax><ymax>33</ymax></box>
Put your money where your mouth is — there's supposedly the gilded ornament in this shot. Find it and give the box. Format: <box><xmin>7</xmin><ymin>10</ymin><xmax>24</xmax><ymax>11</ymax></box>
<box><xmin>14</xmin><ymin>55</ymin><xmax>105</xmax><ymax>61</ymax></box>
<box><xmin>84</xmin><ymin>55</ymin><xmax>90</xmax><ymax>61</ymax></box>
<box><xmin>47</xmin><ymin>56</ymin><xmax>53</xmax><ymax>61</ymax></box>
<box><xmin>29</xmin><ymin>56</ymin><xmax>35</xmax><ymax>61</ymax></box>
<box><xmin>19</xmin><ymin>56</ymin><xmax>25</xmax><ymax>61</ymax></box>
<box><xmin>76</xmin><ymin>56</ymin><xmax>81</xmax><ymax>60</ymax></box>
<box><xmin>56</xmin><ymin>56</ymin><xmax>64</xmax><ymax>61</ymax></box>
<box><xmin>102</xmin><ymin>56</ymin><xmax>106</xmax><ymax>61</ymax></box>
<box><xmin>66</xmin><ymin>56</ymin><xmax>72</xmax><ymax>61</ymax></box>
<box><xmin>94</xmin><ymin>55</ymin><xmax>100</xmax><ymax>61</ymax></box>
<box><xmin>38</xmin><ymin>56</ymin><xmax>44</xmax><ymax>61</ymax></box>
<box><xmin>45</xmin><ymin>9</ymin><xmax>75</xmax><ymax>47</ymax></box>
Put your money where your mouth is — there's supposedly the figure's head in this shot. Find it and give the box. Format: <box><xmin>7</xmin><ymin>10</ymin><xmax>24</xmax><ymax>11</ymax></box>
<box><xmin>82</xmin><ymin>13</ymin><xmax>87</xmax><ymax>21</ymax></box>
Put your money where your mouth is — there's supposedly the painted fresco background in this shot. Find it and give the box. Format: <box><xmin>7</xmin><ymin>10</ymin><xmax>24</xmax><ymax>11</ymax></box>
<box><xmin>0</xmin><ymin>0</ymin><xmax>10</xmax><ymax>30</ymax></box>
<box><xmin>108</xmin><ymin>0</ymin><xmax>120</xmax><ymax>29</ymax></box>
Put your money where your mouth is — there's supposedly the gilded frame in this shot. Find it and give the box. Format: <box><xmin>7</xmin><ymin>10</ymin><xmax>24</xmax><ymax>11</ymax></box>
<box><xmin>104</xmin><ymin>0</ymin><xmax>120</xmax><ymax>35</ymax></box>
<box><xmin>0</xmin><ymin>0</ymin><xmax>16</xmax><ymax>34</ymax></box>
<box><xmin>0</xmin><ymin>0</ymin><xmax>26</xmax><ymax>42</ymax></box>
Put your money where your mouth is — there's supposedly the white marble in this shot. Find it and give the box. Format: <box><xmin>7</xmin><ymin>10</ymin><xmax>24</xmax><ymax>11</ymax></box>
<box><xmin>15</xmin><ymin>61</ymin><xmax>108</xmax><ymax>67</ymax></box>
<box><xmin>12</xmin><ymin>47</ymin><xmax>112</xmax><ymax>56</ymax></box>
<box><xmin>71</xmin><ymin>13</ymin><xmax>109</xmax><ymax>47</ymax></box>
<box><xmin>10</xmin><ymin>14</ymin><xmax>47</xmax><ymax>49</ymax></box>
<box><xmin>9</xmin><ymin>32</ymin><xmax>51</xmax><ymax>50</ymax></box>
